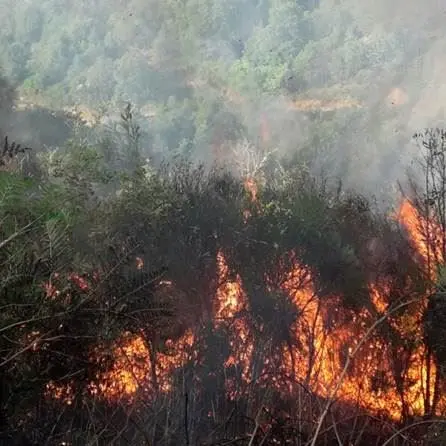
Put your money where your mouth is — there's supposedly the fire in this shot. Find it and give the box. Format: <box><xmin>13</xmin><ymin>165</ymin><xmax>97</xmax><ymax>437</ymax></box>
<box><xmin>370</xmin><ymin>283</ymin><xmax>389</xmax><ymax>314</ymax></box>
<box><xmin>68</xmin><ymin>273</ymin><xmax>89</xmax><ymax>291</ymax></box>
<box><xmin>46</xmin><ymin>182</ymin><xmax>446</xmax><ymax>423</ymax></box>
<box><xmin>214</xmin><ymin>253</ymin><xmax>246</xmax><ymax>323</ymax></box>
<box><xmin>46</xmin><ymin>381</ymin><xmax>74</xmax><ymax>405</ymax></box>
<box><xmin>92</xmin><ymin>250</ymin><xmax>252</xmax><ymax>403</ymax></box>
<box><xmin>205</xmin><ymin>193</ymin><xmax>445</xmax><ymax>420</ymax></box>
<box><xmin>92</xmin><ymin>334</ymin><xmax>150</xmax><ymax>399</ymax></box>
<box><xmin>243</xmin><ymin>177</ymin><xmax>258</xmax><ymax>222</ymax></box>
<box><xmin>276</xmin><ymin>257</ymin><xmax>404</xmax><ymax>417</ymax></box>
<box><xmin>90</xmin><ymin>329</ymin><xmax>195</xmax><ymax>401</ymax></box>
<box><xmin>397</xmin><ymin>198</ymin><xmax>444</xmax><ymax>269</ymax></box>
<box><xmin>214</xmin><ymin>251</ymin><xmax>253</xmax><ymax>391</ymax></box>
<box><xmin>135</xmin><ymin>256</ymin><xmax>144</xmax><ymax>270</ymax></box>
<box><xmin>244</xmin><ymin>177</ymin><xmax>258</xmax><ymax>203</ymax></box>
<box><xmin>280</xmin><ymin>261</ymin><xmax>337</xmax><ymax>394</ymax></box>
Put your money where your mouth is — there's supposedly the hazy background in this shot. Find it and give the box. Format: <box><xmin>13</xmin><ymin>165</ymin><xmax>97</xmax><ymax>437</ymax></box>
<box><xmin>1</xmin><ymin>0</ymin><xmax>446</xmax><ymax>197</ymax></box>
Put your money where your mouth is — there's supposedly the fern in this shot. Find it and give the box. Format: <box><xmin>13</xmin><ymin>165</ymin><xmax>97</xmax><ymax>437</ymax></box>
<box><xmin>0</xmin><ymin>172</ymin><xmax>33</xmax><ymax>215</ymax></box>
<box><xmin>37</xmin><ymin>213</ymin><xmax>73</xmax><ymax>274</ymax></box>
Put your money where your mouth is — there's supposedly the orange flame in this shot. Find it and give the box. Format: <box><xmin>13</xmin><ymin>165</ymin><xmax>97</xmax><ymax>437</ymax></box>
<box><xmin>206</xmin><ymin>196</ymin><xmax>445</xmax><ymax>419</ymax></box>
<box><xmin>277</xmin><ymin>257</ymin><xmax>405</xmax><ymax>417</ymax></box>
<box><xmin>244</xmin><ymin>177</ymin><xmax>258</xmax><ymax>202</ymax></box>
<box><xmin>397</xmin><ymin>198</ymin><xmax>444</xmax><ymax>273</ymax></box>
<box><xmin>46</xmin><ymin>193</ymin><xmax>446</xmax><ymax>422</ymax></box>
<box><xmin>90</xmin><ymin>329</ymin><xmax>194</xmax><ymax>402</ymax></box>
<box><xmin>214</xmin><ymin>251</ymin><xmax>253</xmax><ymax>394</ymax></box>
<box><xmin>243</xmin><ymin>177</ymin><xmax>258</xmax><ymax>221</ymax></box>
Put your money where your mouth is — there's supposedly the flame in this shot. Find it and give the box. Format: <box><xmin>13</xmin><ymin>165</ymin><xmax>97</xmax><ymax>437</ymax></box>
<box><xmin>277</xmin><ymin>258</ymin><xmax>403</xmax><ymax>417</ymax></box>
<box><xmin>46</xmin><ymin>190</ymin><xmax>446</xmax><ymax>423</ymax></box>
<box><xmin>46</xmin><ymin>381</ymin><xmax>74</xmax><ymax>405</ymax></box>
<box><xmin>244</xmin><ymin>177</ymin><xmax>257</xmax><ymax>202</ymax></box>
<box><xmin>205</xmin><ymin>195</ymin><xmax>445</xmax><ymax>420</ymax></box>
<box><xmin>136</xmin><ymin>256</ymin><xmax>144</xmax><ymax>270</ymax></box>
<box><xmin>397</xmin><ymin>198</ymin><xmax>444</xmax><ymax>269</ymax></box>
<box><xmin>92</xmin><ymin>334</ymin><xmax>150</xmax><ymax>399</ymax></box>
<box><xmin>214</xmin><ymin>251</ymin><xmax>253</xmax><ymax>393</ymax></box>
<box><xmin>91</xmin><ymin>329</ymin><xmax>194</xmax><ymax>401</ymax></box>
<box><xmin>68</xmin><ymin>273</ymin><xmax>89</xmax><ymax>291</ymax></box>
<box><xmin>243</xmin><ymin>177</ymin><xmax>258</xmax><ymax>222</ymax></box>
<box><xmin>95</xmin><ymin>249</ymin><xmax>252</xmax><ymax>403</ymax></box>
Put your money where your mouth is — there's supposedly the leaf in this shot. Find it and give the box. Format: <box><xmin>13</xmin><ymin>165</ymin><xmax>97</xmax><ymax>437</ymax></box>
<box><xmin>38</xmin><ymin>215</ymin><xmax>72</xmax><ymax>273</ymax></box>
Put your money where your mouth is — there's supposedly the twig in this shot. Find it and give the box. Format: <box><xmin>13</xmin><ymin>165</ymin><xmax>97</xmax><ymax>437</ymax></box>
<box><xmin>185</xmin><ymin>390</ymin><xmax>190</xmax><ymax>446</ymax></box>
<box><xmin>330</xmin><ymin>409</ymin><xmax>344</xmax><ymax>446</ymax></box>
<box><xmin>0</xmin><ymin>215</ymin><xmax>44</xmax><ymax>251</ymax></box>
<box><xmin>381</xmin><ymin>419</ymin><xmax>446</xmax><ymax>446</ymax></box>
<box><xmin>248</xmin><ymin>405</ymin><xmax>266</xmax><ymax>446</ymax></box>
<box><xmin>0</xmin><ymin>331</ymin><xmax>52</xmax><ymax>367</ymax></box>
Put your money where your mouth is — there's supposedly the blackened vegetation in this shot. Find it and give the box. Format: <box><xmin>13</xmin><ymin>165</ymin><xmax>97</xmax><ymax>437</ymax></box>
<box><xmin>2</xmin><ymin>128</ymin><xmax>446</xmax><ymax>445</ymax></box>
<box><xmin>0</xmin><ymin>136</ymin><xmax>32</xmax><ymax>166</ymax></box>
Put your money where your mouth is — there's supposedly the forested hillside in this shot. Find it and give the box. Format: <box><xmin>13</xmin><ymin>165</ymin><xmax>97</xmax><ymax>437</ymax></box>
<box><xmin>1</xmin><ymin>0</ymin><xmax>446</xmax><ymax>193</ymax></box>
<box><xmin>3</xmin><ymin>1</ymin><xmax>446</xmax><ymax>445</ymax></box>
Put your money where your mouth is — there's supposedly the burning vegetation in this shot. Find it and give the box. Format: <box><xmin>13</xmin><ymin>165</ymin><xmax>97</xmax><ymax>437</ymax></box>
<box><xmin>39</xmin><ymin>185</ymin><xmax>446</xmax><ymax>444</ymax></box>
<box><xmin>66</xmin><ymin>195</ymin><xmax>444</xmax><ymax>421</ymax></box>
<box><xmin>4</xmin><ymin>130</ymin><xmax>446</xmax><ymax>445</ymax></box>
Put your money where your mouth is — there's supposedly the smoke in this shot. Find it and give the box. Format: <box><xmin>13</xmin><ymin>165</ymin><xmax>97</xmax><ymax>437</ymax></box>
<box><xmin>0</xmin><ymin>71</ymin><xmax>15</xmax><ymax>142</ymax></box>
<box><xmin>1</xmin><ymin>0</ymin><xmax>446</xmax><ymax>199</ymax></box>
<box><xmin>318</xmin><ymin>0</ymin><xmax>446</xmax><ymax>193</ymax></box>
<box><xmin>179</xmin><ymin>0</ymin><xmax>446</xmax><ymax>200</ymax></box>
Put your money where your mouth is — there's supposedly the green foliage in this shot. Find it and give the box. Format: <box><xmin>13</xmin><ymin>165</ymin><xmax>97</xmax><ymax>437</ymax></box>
<box><xmin>0</xmin><ymin>0</ymin><xmax>430</xmax><ymax>165</ymax></box>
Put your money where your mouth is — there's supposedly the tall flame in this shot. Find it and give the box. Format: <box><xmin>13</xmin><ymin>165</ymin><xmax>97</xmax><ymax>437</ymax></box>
<box><xmin>205</xmin><ymin>193</ymin><xmax>446</xmax><ymax>419</ymax></box>
<box><xmin>397</xmin><ymin>199</ymin><xmax>444</xmax><ymax>271</ymax></box>
<box><xmin>47</xmin><ymin>188</ymin><xmax>446</xmax><ymax>422</ymax></box>
<box><xmin>214</xmin><ymin>251</ymin><xmax>253</xmax><ymax>396</ymax></box>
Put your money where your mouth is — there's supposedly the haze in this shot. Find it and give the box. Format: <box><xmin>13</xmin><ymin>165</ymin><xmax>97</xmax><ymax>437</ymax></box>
<box><xmin>1</xmin><ymin>0</ymin><xmax>446</xmax><ymax>195</ymax></box>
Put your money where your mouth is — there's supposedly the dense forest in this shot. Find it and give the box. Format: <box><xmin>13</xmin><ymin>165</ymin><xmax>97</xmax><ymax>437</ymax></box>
<box><xmin>2</xmin><ymin>0</ymin><xmax>446</xmax><ymax>445</ymax></box>
<box><xmin>1</xmin><ymin>0</ymin><xmax>446</xmax><ymax>193</ymax></box>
